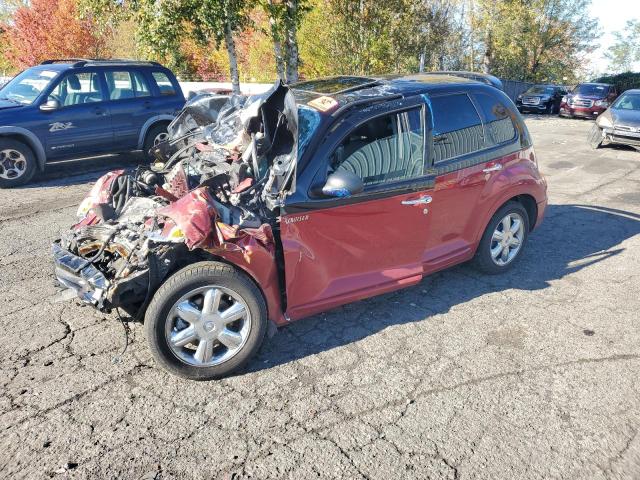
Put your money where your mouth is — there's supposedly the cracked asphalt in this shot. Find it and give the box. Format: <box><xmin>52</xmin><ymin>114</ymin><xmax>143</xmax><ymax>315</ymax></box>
<box><xmin>1</xmin><ymin>116</ymin><xmax>640</xmax><ymax>479</ymax></box>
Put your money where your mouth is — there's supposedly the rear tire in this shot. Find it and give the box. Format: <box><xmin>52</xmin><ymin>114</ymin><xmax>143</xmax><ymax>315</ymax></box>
<box><xmin>473</xmin><ymin>202</ymin><xmax>530</xmax><ymax>275</ymax></box>
<box><xmin>588</xmin><ymin>124</ymin><xmax>604</xmax><ymax>149</ymax></box>
<box><xmin>0</xmin><ymin>138</ymin><xmax>37</xmax><ymax>188</ymax></box>
<box><xmin>144</xmin><ymin>261</ymin><xmax>267</xmax><ymax>380</ymax></box>
<box><xmin>142</xmin><ymin>123</ymin><xmax>169</xmax><ymax>161</ymax></box>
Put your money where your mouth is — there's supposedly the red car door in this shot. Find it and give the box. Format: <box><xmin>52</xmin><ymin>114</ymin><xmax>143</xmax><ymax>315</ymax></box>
<box><xmin>421</xmin><ymin>92</ymin><xmax>520</xmax><ymax>273</ymax></box>
<box><xmin>280</xmin><ymin>99</ymin><xmax>434</xmax><ymax>320</ymax></box>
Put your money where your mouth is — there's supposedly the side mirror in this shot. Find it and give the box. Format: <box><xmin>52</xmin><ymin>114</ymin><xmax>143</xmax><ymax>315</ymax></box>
<box><xmin>321</xmin><ymin>170</ymin><xmax>364</xmax><ymax>198</ymax></box>
<box><xmin>40</xmin><ymin>98</ymin><xmax>60</xmax><ymax>112</ymax></box>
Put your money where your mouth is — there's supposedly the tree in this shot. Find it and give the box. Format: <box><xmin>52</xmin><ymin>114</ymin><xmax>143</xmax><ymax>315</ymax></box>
<box><xmin>473</xmin><ymin>0</ymin><xmax>599</xmax><ymax>83</ymax></box>
<box><xmin>606</xmin><ymin>20</ymin><xmax>640</xmax><ymax>74</ymax></box>
<box><xmin>3</xmin><ymin>0</ymin><xmax>107</xmax><ymax>69</ymax></box>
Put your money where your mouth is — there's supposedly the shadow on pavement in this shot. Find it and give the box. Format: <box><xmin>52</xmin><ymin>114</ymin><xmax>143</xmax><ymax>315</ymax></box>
<box><xmin>17</xmin><ymin>153</ymin><xmax>145</xmax><ymax>190</ymax></box>
<box><xmin>249</xmin><ymin>203</ymin><xmax>640</xmax><ymax>373</ymax></box>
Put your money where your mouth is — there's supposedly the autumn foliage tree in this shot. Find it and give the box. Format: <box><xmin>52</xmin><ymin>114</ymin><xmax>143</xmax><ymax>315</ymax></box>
<box><xmin>3</xmin><ymin>0</ymin><xmax>107</xmax><ymax>70</ymax></box>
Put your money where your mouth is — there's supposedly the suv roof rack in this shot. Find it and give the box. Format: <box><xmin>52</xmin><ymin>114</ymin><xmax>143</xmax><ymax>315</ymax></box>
<box><xmin>428</xmin><ymin>71</ymin><xmax>503</xmax><ymax>91</ymax></box>
<box><xmin>40</xmin><ymin>59</ymin><xmax>162</xmax><ymax>68</ymax></box>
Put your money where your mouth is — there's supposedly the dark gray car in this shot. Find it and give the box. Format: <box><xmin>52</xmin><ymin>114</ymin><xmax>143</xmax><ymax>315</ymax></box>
<box><xmin>589</xmin><ymin>89</ymin><xmax>640</xmax><ymax>151</ymax></box>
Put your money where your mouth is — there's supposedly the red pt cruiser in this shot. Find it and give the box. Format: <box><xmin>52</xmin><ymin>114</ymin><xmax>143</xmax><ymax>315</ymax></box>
<box><xmin>52</xmin><ymin>74</ymin><xmax>547</xmax><ymax>380</ymax></box>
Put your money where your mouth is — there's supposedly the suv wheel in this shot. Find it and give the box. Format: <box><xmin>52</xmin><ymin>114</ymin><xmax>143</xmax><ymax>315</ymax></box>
<box><xmin>143</xmin><ymin>124</ymin><xmax>169</xmax><ymax>161</ymax></box>
<box><xmin>144</xmin><ymin>261</ymin><xmax>267</xmax><ymax>380</ymax></box>
<box><xmin>0</xmin><ymin>139</ymin><xmax>36</xmax><ymax>188</ymax></box>
<box><xmin>473</xmin><ymin>202</ymin><xmax>530</xmax><ymax>275</ymax></box>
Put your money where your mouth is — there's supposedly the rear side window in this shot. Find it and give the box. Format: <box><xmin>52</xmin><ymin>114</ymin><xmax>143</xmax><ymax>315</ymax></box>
<box><xmin>329</xmin><ymin>107</ymin><xmax>425</xmax><ymax>187</ymax></box>
<box><xmin>105</xmin><ymin>70</ymin><xmax>150</xmax><ymax>100</ymax></box>
<box><xmin>152</xmin><ymin>72</ymin><xmax>176</xmax><ymax>96</ymax></box>
<box><xmin>475</xmin><ymin>93</ymin><xmax>516</xmax><ymax>146</ymax></box>
<box><xmin>430</xmin><ymin>94</ymin><xmax>484</xmax><ymax>163</ymax></box>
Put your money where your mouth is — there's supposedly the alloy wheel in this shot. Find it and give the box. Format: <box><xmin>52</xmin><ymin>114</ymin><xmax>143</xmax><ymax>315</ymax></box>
<box><xmin>165</xmin><ymin>285</ymin><xmax>252</xmax><ymax>367</ymax></box>
<box><xmin>0</xmin><ymin>149</ymin><xmax>27</xmax><ymax>180</ymax></box>
<box><xmin>153</xmin><ymin>132</ymin><xmax>169</xmax><ymax>145</ymax></box>
<box><xmin>490</xmin><ymin>212</ymin><xmax>525</xmax><ymax>266</ymax></box>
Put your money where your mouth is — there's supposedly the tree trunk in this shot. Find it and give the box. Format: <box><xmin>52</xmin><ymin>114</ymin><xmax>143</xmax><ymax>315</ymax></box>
<box><xmin>284</xmin><ymin>0</ymin><xmax>299</xmax><ymax>83</ymax></box>
<box><xmin>270</xmin><ymin>19</ymin><xmax>285</xmax><ymax>80</ymax></box>
<box><xmin>482</xmin><ymin>31</ymin><xmax>492</xmax><ymax>74</ymax></box>
<box><xmin>224</xmin><ymin>20</ymin><xmax>240</xmax><ymax>95</ymax></box>
<box><xmin>267</xmin><ymin>0</ymin><xmax>285</xmax><ymax>80</ymax></box>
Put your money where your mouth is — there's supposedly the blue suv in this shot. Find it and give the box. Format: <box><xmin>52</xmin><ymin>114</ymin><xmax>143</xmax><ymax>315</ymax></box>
<box><xmin>0</xmin><ymin>59</ymin><xmax>185</xmax><ymax>187</ymax></box>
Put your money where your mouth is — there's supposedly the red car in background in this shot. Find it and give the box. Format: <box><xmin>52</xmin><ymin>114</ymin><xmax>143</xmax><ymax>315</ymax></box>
<box><xmin>559</xmin><ymin>82</ymin><xmax>618</xmax><ymax>118</ymax></box>
<box><xmin>52</xmin><ymin>74</ymin><xmax>547</xmax><ymax>380</ymax></box>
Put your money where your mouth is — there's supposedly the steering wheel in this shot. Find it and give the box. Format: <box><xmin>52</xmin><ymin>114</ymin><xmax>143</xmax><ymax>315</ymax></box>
<box><xmin>48</xmin><ymin>94</ymin><xmax>63</xmax><ymax>104</ymax></box>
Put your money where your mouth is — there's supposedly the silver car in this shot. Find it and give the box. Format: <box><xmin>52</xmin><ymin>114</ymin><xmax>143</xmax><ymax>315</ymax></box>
<box><xmin>589</xmin><ymin>89</ymin><xmax>640</xmax><ymax>151</ymax></box>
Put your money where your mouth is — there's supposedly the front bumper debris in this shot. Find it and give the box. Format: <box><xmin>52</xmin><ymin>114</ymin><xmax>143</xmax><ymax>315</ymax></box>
<box><xmin>52</xmin><ymin>242</ymin><xmax>109</xmax><ymax>308</ymax></box>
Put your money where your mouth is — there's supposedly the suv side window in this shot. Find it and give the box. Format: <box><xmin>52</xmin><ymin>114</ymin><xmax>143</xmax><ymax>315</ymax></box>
<box><xmin>151</xmin><ymin>71</ymin><xmax>176</xmax><ymax>96</ymax></box>
<box><xmin>474</xmin><ymin>93</ymin><xmax>516</xmax><ymax>146</ymax></box>
<box><xmin>328</xmin><ymin>107</ymin><xmax>425</xmax><ymax>188</ymax></box>
<box><xmin>105</xmin><ymin>70</ymin><xmax>151</xmax><ymax>100</ymax></box>
<box><xmin>430</xmin><ymin>94</ymin><xmax>484</xmax><ymax>163</ymax></box>
<box><xmin>49</xmin><ymin>72</ymin><xmax>104</xmax><ymax>106</ymax></box>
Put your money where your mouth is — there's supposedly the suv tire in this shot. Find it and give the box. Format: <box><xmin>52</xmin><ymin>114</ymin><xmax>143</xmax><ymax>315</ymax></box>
<box><xmin>144</xmin><ymin>261</ymin><xmax>267</xmax><ymax>380</ymax></box>
<box><xmin>0</xmin><ymin>138</ymin><xmax>37</xmax><ymax>188</ymax></box>
<box><xmin>143</xmin><ymin>123</ymin><xmax>169</xmax><ymax>161</ymax></box>
<box><xmin>473</xmin><ymin>201</ymin><xmax>530</xmax><ymax>275</ymax></box>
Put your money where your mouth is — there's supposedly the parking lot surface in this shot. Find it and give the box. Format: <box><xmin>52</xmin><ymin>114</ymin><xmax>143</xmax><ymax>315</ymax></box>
<box><xmin>1</xmin><ymin>116</ymin><xmax>639</xmax><ymax>479</ymax></box>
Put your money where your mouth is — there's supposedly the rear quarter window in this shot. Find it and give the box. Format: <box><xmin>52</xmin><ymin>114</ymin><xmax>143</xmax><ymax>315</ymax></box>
<box><xmin>430</xmin><ymin>93</ymin><xmax>484</xmax><ymax>163</ymax></box>
<box><xmin>152</xmin><ymin>71</ymin><xmax>176</xmax><ymax>96</ymax></box>
<box><xmin>474</xmin><ymin>93</ymin><xmax>517</xmax><ymax>146</ymax></box>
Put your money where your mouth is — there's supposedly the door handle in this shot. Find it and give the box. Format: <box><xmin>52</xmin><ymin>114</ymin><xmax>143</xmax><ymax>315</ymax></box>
<box><xmin>483</xmin><ymin>164</ymin><xmax>503</xmax><ymax>173</ymax></box>
<box><xmin>92</xmin><ymin>107</ymin><xmax>106</xmax><ymax>116</ymax></box>
<box><xmin>401</xmin><ymin>195</ymin><xmax>432</xmax><ymax>205</ymax></box>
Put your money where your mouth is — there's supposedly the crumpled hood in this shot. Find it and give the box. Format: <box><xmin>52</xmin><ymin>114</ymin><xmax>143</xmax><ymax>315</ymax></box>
<box><xmin>610</xmin><ymin>109</ymin><xmax>640</xmax><ymax>127</ymax></box>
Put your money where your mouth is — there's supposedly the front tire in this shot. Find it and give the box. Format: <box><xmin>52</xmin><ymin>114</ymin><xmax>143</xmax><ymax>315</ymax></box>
<box><xmin>588</xmin><ymin>124</ymin><xmax>604</xmax><ymax>149</ymax></box>
<box><xmin>0</xmin><ymin>138</ymin><xmax>37</xmax><ymax>188</ymax></box>
<box><xmin>144</xmin><ymin>261</ymin><xmax>267</xmax><ymax>380</ymax></box>
<box><xmin>473</xmin><ymin>202</ymin><xmax>530</xmax><ymax>275</ymax></box>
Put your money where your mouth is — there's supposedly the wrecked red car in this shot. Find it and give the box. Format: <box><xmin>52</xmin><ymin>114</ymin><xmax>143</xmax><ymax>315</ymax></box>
<box><xmin>53</xmin><ymin>74</ymin><xmax>547</xmax><ymax>380</ymax></box>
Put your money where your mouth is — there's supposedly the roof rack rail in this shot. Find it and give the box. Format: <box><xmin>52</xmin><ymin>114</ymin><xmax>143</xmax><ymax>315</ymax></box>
<box><xmin>428</xmin><ymin>71</ymin><xmax>503</xmax><ymax>91</ymax></box>
<box><xmin>40</xmin><ymin>58</ymin><xmax>163</xmax><ymax>67</ymax></box>
<box><xmin>40</xmin><ymin>59</ymin><xmax>90</xmax><ymax>66</ymax></box>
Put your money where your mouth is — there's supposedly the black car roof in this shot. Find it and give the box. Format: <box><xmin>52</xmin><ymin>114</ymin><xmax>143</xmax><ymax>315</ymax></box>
<box><xmin>292</xmin><ymin>73</ymin><xmax>501</xmax><ymax>111</ymax></box>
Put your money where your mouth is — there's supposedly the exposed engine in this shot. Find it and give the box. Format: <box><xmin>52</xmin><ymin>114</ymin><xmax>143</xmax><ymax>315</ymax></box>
<box><xmin>54</xmin><ymin>81</ymin><xmax>297</xmax><ymax>316</ymax></box>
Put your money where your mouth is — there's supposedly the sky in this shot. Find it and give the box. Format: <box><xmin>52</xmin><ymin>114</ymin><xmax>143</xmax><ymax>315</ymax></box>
<box><xmin>588</xmin><ymin>0</ymin><xmax>640</xmax><ymax>74</ymax></box>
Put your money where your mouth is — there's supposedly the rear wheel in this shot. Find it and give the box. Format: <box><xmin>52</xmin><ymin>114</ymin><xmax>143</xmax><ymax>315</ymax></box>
<box><xmin>0</xmin><ymin>138</ymin><xmax>36</xmax><ymax>188</ymax></box>
<box><xmin>142</xmin><ymin>123</ymin><xmax>169</xmax><ymax>161</ymax></box>
<box><xmin>473</xmin><ymin>202</ymin><xmax>530</xmax><ymax>275</ymax></box>
<box><xmin>144</xmin><ymin>261</ymin><xmax>267</xmax><ymax>380</ymax></box>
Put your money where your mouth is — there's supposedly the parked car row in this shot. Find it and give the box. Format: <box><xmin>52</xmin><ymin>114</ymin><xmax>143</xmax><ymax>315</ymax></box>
<box><xmin>0</xmin><ymin>59</ymin><xmax>185</xmax><ymax>187</ymax></box>
<box><xmin>516</xmin><ymin>82</ymin><xmax>619</xmax><ymax>118</ymax></box>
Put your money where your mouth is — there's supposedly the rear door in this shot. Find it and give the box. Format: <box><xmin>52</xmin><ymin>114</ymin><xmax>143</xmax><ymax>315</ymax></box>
<box><xmin>280</xmin><ymin>98</ymin><xmax>435</xmax><ymax>320</ymax></box>
<box><xmin>43</xmin><ymin>70</ymin><xmax>113</xmax><ymax>158</ymax></box>
<box><xmin>421</xmin><ymin>91</ymin><xmax>520</xmax><ymax>273</ymax></box>
<box><xmin>104</xmin><ymin>69</ymin><xmax>155</xmax><ymax>150</ymax></box>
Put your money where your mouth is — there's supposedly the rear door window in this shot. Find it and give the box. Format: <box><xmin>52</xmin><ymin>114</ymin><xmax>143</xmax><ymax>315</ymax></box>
<box><xmin>105</xmin><ymin>70</ymin><xmax>151</xmax><ymax>100</ymax></box>
<box><xmin>474</xmin><ymin>93</ymin><xmax>516</xmax><ymax>146</ymax></box>
<box><xmin>430</xmin><ymin>94</ymin><xmax>484</xmax><ymax>163</ymax></box>
<box><xmin>152</xmin><ymin>72</ymin><xmax>176</xmax><ymax>96</ymax></box>
<box><xmin>329</xmin><ymin>106</ymin><xmax>425</xmax><ymax>187</ymax></box>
